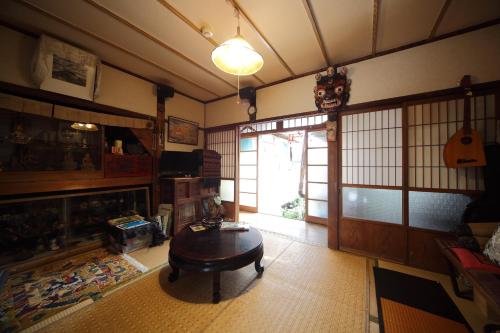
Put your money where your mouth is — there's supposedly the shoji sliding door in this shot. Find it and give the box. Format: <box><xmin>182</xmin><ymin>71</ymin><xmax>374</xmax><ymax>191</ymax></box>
<box><xmin>338</xmin><ymin>90</ymin><xmax>498</xmax><ymax>272</ymax></box>
<box><xmin>340</xmin><ymin>108</ymin><xmax>406</xmax><ymax>262</ymax></box>
<box><xmin>206</xmin><ymin>128</ymin><xmax>238</xmax><ymax>219</ymax></box>
<box><xmin>305</xmin><ymin>130</ymin><xmax>328</xmax><ymax>224</ymax></box>
<box><xmin>239</xmin><ymin>136</ymin><xmax>258</xmax><ymax>212</ymax></box>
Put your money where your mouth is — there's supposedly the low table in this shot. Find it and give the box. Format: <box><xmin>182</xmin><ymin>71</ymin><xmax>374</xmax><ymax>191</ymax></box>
<box><xmin>168</xmin><ymin>226</ymin><xmax>264</xmax><ymax>303</ymax></box>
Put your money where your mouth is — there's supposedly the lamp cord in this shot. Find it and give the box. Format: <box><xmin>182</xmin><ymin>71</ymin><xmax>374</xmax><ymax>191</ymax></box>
<box><xmin>237</xmin><ymin>75</ymin><xmax>240</xmax><ymax>104</ymax></box>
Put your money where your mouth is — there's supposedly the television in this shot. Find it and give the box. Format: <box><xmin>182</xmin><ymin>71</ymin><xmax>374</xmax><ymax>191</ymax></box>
<box><xmin>159</xmin><ymin>151</ymin><xmax>199</xmax><ymax>177</ymax></box>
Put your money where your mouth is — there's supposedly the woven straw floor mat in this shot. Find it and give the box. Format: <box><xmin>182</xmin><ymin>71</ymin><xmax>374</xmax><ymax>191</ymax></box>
<box><xmin>39</xmin><ymin>232</ymin><xmax>366</xmax><ymax>333</ymax></box>
<box><xmin>380</xmin><ymin>298</ymin><xmax>469</xmax><ymax>333</ymax></box>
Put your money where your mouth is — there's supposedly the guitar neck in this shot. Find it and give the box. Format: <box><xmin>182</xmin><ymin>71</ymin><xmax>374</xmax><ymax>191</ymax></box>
<box><xmin>463</xmin><ymin>91</ymin><xmax>472</xmax><ymax>135</ymax></box>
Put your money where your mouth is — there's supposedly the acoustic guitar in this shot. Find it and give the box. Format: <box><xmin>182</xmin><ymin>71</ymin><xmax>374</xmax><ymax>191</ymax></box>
<box><xmin>443</xmin><ymin>75</ymin><xmax>486</xmax><ymax>168</ymax></box>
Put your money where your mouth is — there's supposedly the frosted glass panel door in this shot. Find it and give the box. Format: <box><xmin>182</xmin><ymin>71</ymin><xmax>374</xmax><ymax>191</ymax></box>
<box><xmin>239</xmin><ymin>137</ymin><xmax>257</xmax><ymax>209</ymax></box>
<box><xmin>306</xmin><ymin>130</ymin><xmax>328</xmax><ymax>221</ymax></box>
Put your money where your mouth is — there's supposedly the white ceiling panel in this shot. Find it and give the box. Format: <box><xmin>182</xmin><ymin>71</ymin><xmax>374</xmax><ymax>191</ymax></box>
<box><xmin>238</xmin><ymin>0</ymin><xmax>326</xmax><ymax>74</ymax></box>
<box><xmin>0</xmin><ymin>0</ymin><xmax>217</xmax><ymax>101</ymax></box>
<box><xmin>437</xmin><ymin>0</ymin><xmax>500</xmax><ymax>36</ymax></box>
<box><xmin>310</xmin><ymin>0</ymin><xmax>373</xmax><ymax>64</ymax></box>
<box><xmin>27</xmin><ymin>0</ymin><xmax>234</xmax><ymax>97</ymax></box>
<box><xmin>93</xmin><ymin>0</ymin><xmax>262</xmax><ymax>89</ymax></box>
<box><xmin>167</xmin><ymin>0</ymin><xmax>290</xmax><ymax>83</ymax></box>
<box><xmin>377</xmin><ymin>0</ymin><xmax>445</xmax><ymax>51</ymax></box>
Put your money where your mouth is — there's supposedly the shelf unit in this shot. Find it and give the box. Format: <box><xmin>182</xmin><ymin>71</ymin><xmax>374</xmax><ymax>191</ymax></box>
<box><xmin>159</xmin><ymin>177</ymin><xmax>218</xmax><ymax>235</ymax></box>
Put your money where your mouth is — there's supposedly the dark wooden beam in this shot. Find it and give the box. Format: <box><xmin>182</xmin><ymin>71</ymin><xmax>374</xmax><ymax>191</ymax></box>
<box><xmin>0</xmin><ymin>80</ymin><xmax>154</xmax><ymax>119</ymax></box>
<box><xmin>372</xmin><ymin>0</ymin><xmax>380</xmax><ymax>55</ymax></box>
<box><xmin>302</xmin><ymin>0</ymin><xmax>329</xmax><ymax>66</ymax></box>
<box><xmin>429</xmin><ymin>0</ymin><xmax>452</xmax><ymax>39</ymax></box>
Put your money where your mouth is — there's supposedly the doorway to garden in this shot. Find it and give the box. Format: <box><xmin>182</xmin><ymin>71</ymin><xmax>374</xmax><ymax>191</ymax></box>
<box><xmin>239</xmin><ymin>127</ymin><xmax>328</xmax><ymax>245</ymax></box>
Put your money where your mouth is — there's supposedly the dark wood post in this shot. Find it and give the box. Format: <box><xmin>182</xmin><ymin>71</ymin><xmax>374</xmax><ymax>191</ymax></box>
<box><xmin>328</xmin><ymin>113</ymin><xmax>339</xmax><ymax>249</ymax></box>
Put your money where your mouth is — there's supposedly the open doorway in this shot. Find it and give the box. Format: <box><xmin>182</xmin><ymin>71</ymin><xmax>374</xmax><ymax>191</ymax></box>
<box><xmin>238</xmin><ymin>128</ymin><xmax>328</xmax><ymax>246</ymax></box>
<box><xmin>258</xmin><ymin>131</ymin><xmax>305</xmax><ymax>219</ymax></box>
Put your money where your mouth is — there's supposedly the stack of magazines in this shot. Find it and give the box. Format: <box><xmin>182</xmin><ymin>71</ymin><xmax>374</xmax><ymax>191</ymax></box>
<box><xmin>219</xmin><ymin>221</ymin><xmax>250</xmax><ymax>231</ymax></box>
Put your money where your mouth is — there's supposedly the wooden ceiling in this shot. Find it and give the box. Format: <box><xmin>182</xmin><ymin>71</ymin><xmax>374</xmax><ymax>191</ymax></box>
<box><xmin>1</xmin><ymin>0</ymin><xmax>499</xmax><ymax>103</ymax></box>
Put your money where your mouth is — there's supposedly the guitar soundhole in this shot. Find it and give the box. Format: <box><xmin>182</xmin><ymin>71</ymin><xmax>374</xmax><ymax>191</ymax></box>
<box><xmin>461</xmin><ymin>137</ymin><xmax>472</xmax><ymax>145</ymax></box>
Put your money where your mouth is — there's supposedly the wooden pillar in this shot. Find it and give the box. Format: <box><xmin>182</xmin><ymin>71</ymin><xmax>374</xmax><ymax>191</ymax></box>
<box><xmin>328</xmin><ymin>114</ymin><xmax>339</xmax><ymax>249</ymax></box>
<box><xmin>153</xmin><ymin>85</ymin><xmax>171</xmax><ymax>210</ymax></box>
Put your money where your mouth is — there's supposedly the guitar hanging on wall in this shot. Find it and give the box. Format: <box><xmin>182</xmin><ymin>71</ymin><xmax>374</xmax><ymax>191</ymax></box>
<box><xmin>443</xmin><ymin>75</ymin><xmax>486</xmax><ymax>168</ymax></box>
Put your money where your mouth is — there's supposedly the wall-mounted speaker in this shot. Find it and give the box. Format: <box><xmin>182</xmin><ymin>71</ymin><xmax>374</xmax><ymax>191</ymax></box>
<box><xmin>239</xmin><ymin>87</ymin><xmax>256</xmax><ymax>104</ymax></box>
<box><xmin>157</xmin><ymin>85</ymin><xmax>175</xmax><ymax>99</ymax></box>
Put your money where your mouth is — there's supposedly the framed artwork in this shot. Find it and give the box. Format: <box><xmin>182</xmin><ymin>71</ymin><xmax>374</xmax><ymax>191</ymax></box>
<box><xmin>33</xmin><ymin>35</ymin><xmax>100</xmax><ymax>101</ymax></box>
<box><xmin>167</xmin><ymin>116</ymin><xmax>199</xmax><ymax>145</ymax></box>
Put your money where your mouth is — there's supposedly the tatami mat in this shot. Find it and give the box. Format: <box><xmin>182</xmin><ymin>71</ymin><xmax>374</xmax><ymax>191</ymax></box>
<box><xmin>379</xmin><ymin>260</ymin><xmax>487</xmax><ymax>333</ymax></box>
<box><xmin>38</xmin><ymin>232</ymin><xmax>367</xmax><ymax>333</ymax></box>
<box><xmin>204</xmin><ymin>241</ymin><xmax>367</xmax><ymax>333</ymax></box>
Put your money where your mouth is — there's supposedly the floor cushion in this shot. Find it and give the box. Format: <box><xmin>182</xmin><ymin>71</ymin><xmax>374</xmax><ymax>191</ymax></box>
<box><xmin>450</xmin><ymin>247</ymin><xmax>500</xmax><ymax>274</ymax></box>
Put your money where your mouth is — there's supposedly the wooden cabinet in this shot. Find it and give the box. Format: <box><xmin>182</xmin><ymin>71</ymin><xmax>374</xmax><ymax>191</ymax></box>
<box><xmin>159</xmin><ymin>177</ymin><xmax>217</xmax><ymax>235</ymax></box>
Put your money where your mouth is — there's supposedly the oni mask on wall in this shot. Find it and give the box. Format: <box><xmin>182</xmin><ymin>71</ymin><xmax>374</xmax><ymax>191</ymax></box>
<box><xmin>314</xmin><ymin>66</ymin><xmax>350</xmax><ymax>113</ymax></box>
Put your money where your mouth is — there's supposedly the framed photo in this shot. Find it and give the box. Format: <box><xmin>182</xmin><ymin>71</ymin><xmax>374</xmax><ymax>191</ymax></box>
<box><xmin>33</xmin><ymin>35</ymin><xmax>99</xmax><ymax>101</ymax></box>
<box><xmin>167</xmin><ymin>116</ymin><xmax>199</xmax><ymax>145</ymax></box>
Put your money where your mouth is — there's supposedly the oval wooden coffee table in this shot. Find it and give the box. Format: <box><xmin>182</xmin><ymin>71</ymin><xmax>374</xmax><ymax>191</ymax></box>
<box><xmin>168</xmin><ymin>226</ymin><xmax>264</xmax><ymax>303</ymax></box>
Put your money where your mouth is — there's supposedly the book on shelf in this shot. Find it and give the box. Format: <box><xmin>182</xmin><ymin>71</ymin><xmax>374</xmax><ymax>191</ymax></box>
<box><xmin>220</xmin><ymin>221</ymin><xmax>250</xmax><ymax>231</ymax></box>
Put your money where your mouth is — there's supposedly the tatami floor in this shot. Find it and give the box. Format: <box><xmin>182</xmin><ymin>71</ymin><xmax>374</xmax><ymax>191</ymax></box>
<box><xmin>240</xmin><ymin>212</ymin><xmax>328</xmax><ymax>246</ymax></box>
<box><xmin>30</xmin><ymin>229</ymin><xmax>487</xmax><ymax>333</ymax></box>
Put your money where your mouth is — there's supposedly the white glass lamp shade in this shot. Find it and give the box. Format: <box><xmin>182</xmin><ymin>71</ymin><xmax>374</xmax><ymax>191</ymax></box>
<box><xmin>211</xmin><ymin>36</ymin><xmax>263</xmax><ymax>76</ymax></box>
<box><xmin>71</xmin><ymin>122</ymin><xmax>98</xmax><ymax>131</ymax></box>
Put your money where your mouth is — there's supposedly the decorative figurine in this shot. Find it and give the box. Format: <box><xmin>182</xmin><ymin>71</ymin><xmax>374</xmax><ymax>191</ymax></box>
<box><xmin>112</xmin><ymin>140</ymin><xmax>124</xmax><ymax>155</ymax></box>
<box><xmin>81</xmin><ymin>152</ymin><xmax>95</xmax><ymax>171</ymax></box>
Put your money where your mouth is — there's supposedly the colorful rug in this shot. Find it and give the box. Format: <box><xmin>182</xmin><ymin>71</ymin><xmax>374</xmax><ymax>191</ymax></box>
<box><xmin>373</xmin><ymin>267</ymin><xmax>471</xmax><ymax>333</ymax></box>
<box><xmin>0</xmin><ymin>249</ymin><xmax>142</xmax><ymax>333</ymax></box>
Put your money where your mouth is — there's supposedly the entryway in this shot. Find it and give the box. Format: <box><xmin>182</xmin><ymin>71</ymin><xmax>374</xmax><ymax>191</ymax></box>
<box><xmin>238</xmin><ymin>126</ymin><xmax>329</xmax><ymax>245</ymax></box>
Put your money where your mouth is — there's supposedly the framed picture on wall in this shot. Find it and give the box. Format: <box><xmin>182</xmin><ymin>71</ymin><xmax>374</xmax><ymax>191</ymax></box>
<box><xmin>167</xmin><ymin>116</ymin><xmax>199</xmax><ymax>145</ymax></box>
<box><xmin>33</xmin><ymin>35</ymin><xmax>100</xmax><ymax>101</ymax></box>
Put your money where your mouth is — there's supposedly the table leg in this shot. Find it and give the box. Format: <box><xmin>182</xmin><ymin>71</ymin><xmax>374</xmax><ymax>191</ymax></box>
<box><xmin>212</xmin><ymin>271</ymin><xmax>221</xmax><ymax>304</ymax></box>
<box><xmin>168</xmin><ymin>265</ymin><xmax>179</xmax><ymax>282</ymax></box>
<box><xmin>255</xmin><ymin>253</ymin><xmax>264</xmax><ymax>276</ymax></box>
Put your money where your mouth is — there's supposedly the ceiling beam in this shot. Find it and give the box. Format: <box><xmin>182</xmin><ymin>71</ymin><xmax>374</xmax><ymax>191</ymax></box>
<box><xmin>371</xmin><ymin>0</ymin><xmax>380</xmax><ymax>55</ymax></box>
<box><xmin>156</xmin><ymin>0</ymin><xmax>265</xmax><ymax>85</ymax></box>
<box><xmin>301</xmin><ymin>0</ymin><xmax>329</xmax><ymax>66</ymax></box>
<box><xmin>84</xmin><ymin>0</ymin><xmax>238</xmax><ymax>91</ymax></box>
<box><xmin>207</xmin><ymin>18</ymin><xmax>500</xmax><ymax>104</ymax></box>
<box><xmin>429</xmin><ymin>0</ymin><xmax>452</xmax><ymax>39</ymax></box>
<box><xmin>230</xmin><ymin>0</ymin><xmax>296</xmax><ymax>76</ymax></box>
<box><xmin>15</xmin><ymin>0</ymin><xmax>220</xmax><ymax>98</ymax></box>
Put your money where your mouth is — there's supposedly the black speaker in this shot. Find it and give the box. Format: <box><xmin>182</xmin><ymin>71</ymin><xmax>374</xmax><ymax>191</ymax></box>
<box><xmin>239</xmin><ymin>87</ymin><xmax>256</xmax><ymax>105</ymax></box>
<box><xmin>157</xmin><ymin>85</ymin><xmax>175</xmax><ymax>99</ymax></box>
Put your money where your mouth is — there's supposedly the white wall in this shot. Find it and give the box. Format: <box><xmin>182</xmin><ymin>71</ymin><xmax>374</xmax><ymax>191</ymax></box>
<box><xmin>0</xmin><ymin>25</ymin><xmax>206</xmax><ymax>151</ymax></box>
<box><xmin>206</xmin><ymin>24</ymin><xmax>500</xmax><ymax>128</ymax></box>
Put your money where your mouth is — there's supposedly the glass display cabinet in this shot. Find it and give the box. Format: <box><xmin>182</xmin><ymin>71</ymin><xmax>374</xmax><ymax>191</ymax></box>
<box><xmin>0</xmin><ymin>187</ymin><xmax>149</xmax><ymax>266</ymax></box>
<box><xmin>0</xmin><ymin>110</ymin><xmax>102</xmax><ymax>173</ymax></box>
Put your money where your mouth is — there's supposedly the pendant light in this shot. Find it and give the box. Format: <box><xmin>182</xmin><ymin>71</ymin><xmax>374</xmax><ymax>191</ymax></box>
<box><xmin>71</xmin><ymin>122</ymin><xmax>98</xmax><ymax>131</ymax></box>
<box><xmin>211</xmin><ymin>6</ymin><xmax>263</xmax><ymax>103</ymax></box>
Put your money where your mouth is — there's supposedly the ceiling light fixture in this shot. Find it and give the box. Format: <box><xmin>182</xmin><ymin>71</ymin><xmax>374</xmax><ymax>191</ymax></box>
<box><xmin>71</xmin><ymin>122</ymin><xmax>98</xmax><ymax>131</ymax></box>
<box><xmin>211</xmin><ymin>5</ymin><xmax>263</xmax><ymax>103</ymax></box>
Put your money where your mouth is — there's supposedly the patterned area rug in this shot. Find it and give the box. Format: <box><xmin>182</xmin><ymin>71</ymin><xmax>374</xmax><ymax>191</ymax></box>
<box><xmin>0</xmin><ymin>248</ymin><xmax>142</xmax><ymax>333</ymax></box>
